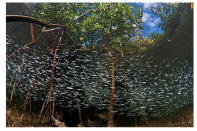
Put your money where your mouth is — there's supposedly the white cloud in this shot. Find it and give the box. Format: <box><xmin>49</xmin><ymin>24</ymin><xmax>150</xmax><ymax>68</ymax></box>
<box><xmin>154</xmin><ymin>18</ymin><xmax>160</xmax><ymax>23</ymax></box>
<box><xmin>149</xmin><ymin>22</ymin><xmax>156</xmax><ymax>27</ymax></box>
<box><xmin>142</xmin><ymin>13</ymin><xmax>150</xmax><ymax>23</ymax></box>
<box><xmin>143</xmin><ymin>3</ymin><xmax>157</xmax><ymax>10</ymax></box>
<box><xmin>143</xmin><ymin>13</ymin><xmax>161</xmax><ymax>27</ymax></box>
<box><xmin>148</xmin><ymin>18</ymin><xmax>161</xmax><ymax>27</ymax></box>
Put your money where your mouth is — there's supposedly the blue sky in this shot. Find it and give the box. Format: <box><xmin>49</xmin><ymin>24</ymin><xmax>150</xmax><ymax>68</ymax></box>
<box><xmin>131</xmin><ymin>3</ymin><xmax>163</xmax><ymax>37</ymax></box>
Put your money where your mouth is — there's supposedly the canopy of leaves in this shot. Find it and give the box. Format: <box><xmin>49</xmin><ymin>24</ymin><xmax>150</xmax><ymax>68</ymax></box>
<box><xmin>30</xmin><ymin>3</ymin><xmax>143</xmax><ymax>49</ymax></box>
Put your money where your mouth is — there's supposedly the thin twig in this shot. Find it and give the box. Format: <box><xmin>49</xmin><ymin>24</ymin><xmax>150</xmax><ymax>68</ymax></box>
<box><xmin>66</xmin><ymin>9</ymin><xmax>95</xmax><ymax>26</ymax></box>
<box><xmin>42</xmin><ymin>27</ymin><xmax>60</xmax><ymax>33</ymax></box>
<box><xmin>6</xmin><ymin>31</ymin><xmax>42</xmax><ymax>61</ymax></box>
<box><xmin>9</xmin><ymin>57</ymin><xmax>26</xmax><ymax>107</ymax></box>
<box><xmin>7</xmin><ymin>41</ymin><xmax>35</xmax><ymax>60</ymax></box>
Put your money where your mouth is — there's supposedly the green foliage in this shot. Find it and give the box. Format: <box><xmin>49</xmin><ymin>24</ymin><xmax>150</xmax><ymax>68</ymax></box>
<box><xmin>148</xmin><ymin>32</ymin><xmax>160</xmax><ymax>43</ymax></box>
<box><xmin>30</xmin><ymin>3</ymin><xmax>143</xmax><ymax>50</ymax></box>
<box><xmin>127</xmin><ymin>38</ymin><xmax>155</xmax><ymax>54</ymax></box>
<box><xmin>151</xmin><ymin>3</ymin><xmax>190</xmax><ymax>37</ymax></box>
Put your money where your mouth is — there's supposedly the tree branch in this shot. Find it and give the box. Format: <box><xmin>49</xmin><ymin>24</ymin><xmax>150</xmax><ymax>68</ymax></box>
<box><xmin>6</xmin><ymin>9</ymin><xmax>95</xmax><ymax>28</ymax></box>
<box><xmin>6</xmin><ymin>15</ymin><xmax>65</xmax><ymax>28</ymax></box>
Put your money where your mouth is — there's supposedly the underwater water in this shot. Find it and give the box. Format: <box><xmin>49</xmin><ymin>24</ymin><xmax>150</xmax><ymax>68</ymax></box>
<box><xmin>6</xmin><ymin>38</ymin><xmax>193</xmax><ymax>118</ymax></box>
